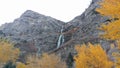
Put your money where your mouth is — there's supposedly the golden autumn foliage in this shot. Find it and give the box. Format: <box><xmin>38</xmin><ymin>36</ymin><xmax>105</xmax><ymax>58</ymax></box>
<box><xmin>26</xmin><ymin>53</ymin><xmax>67</xmax><ymax>68</ymax></box>
<box><xmin>74</xmin><ymin>43</ymin><xmax>113</xmax><ymax>68</ymax></box>
<box><xmin>16</xmin><ymin>62</ymin><xmax>26</xmax><ymax>68</ymax></box>
<box><xmin>98</xmin><ymin>20</ymin><xmax>120</xmax><ymax>40</ymax></box>
<box><xmin>116</xmin><ymin>40</ymin><xmax>120</xmax><ymax>49</ymax></box>
<box><xmin>0</xmin><ymin>39</ymin><xmax>20</xmax><ymax>65</ymax></box>
<box><xmin>112</xmin><ymin>52</ymin><xmax>120</xmax><ymax>68</ymax></box>
<box><xmin>96</xmin><ymin>0</ymin><xmax>120</xmax><ymax>18</ymax></box>
<box><xmin>96</xmin><ymin>0</ymin><xmax>120</xmax><ymax>68</ymax></box>
<box><xmin>96</xmin><ymin>0</ymin><xmax>120</xmax><ymax>40</ymax></box>
<box><xmin>111</xmin><ymin>40</ymin><xmax>120</xmax><ymax>68</ymax></box>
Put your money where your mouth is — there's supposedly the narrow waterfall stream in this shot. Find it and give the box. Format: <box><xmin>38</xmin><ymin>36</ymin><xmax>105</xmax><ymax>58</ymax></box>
<box><xmin>36</xmin><ymin>46</ymin><xmax>41</xmax><ymax>56</ymax></box>
<box><xmin>57</xmin><ymin>26</ymin><xmax>64</xmax><ymax>48</ymax></box>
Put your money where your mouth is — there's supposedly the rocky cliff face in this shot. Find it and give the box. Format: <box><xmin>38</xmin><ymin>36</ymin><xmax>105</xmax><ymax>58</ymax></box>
<box><xmin>58</xmin><ymin>0</ymin><xmax>113</xmax><ymax>63</ymax></box>
<box><xmin>0</xmin><ymin>0</ymin><xmax>110</xmax><ymax>62</ymax></box>
<box><xmin>68</xmin><ymin>0</ymin><xmax>106</xmax><ymax>39</ymax></box>
<box><xmin>0</xmin><ymin>10</ymin><xmax>65</xmax><ymax>55</ymax></box>
<box><xmin>54</xmin><ymin>0</ymin><xmax>107</xmax><ymax>60</ymax></box>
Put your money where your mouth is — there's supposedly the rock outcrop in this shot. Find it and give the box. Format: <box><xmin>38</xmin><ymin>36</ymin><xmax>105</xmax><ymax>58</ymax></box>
<box><xmin>68</xmin><ymin>0</ymin><xmax>106</xmax><ymax>40</ymax></box>
<box><xmin>0</xmin><ymin>10</ymin><xmax>65</xmax><ymax>55</ymax></box>
<box><xmin>57</xmin><ymin>0</ymin><xmax>113</xmax><ymax>64</ymax></box>
<box><xmin>0</xmin><ymin>0</ymin><xmax>112</xmax><ymax>64</ymax></box>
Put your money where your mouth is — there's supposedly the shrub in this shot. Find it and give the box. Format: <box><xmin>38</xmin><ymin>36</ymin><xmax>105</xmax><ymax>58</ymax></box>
<box><xmin>0</xmin><ymin>39</ymin><xmax>20</xmax><ymax>67</ymax></box>
<box><xmin>26</xmin><ymin>53</ymin><xmax>67</xmax><ymax>68</ymax></box>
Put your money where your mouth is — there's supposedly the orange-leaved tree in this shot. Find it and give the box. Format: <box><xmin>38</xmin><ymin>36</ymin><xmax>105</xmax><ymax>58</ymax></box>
<box><xmin>98</xmin><ymin>20</ymin><xmax>120</xmax><ymax>40</ymax></box>
<box><xmin>26</xmin><ymin>53</ymin><xmax>67</xmax><ymax>68</ymax></box>
<box><xmin>96</xmin><ymin>0</ymin><xmax>120</xmax><ymax>18</ymax></box>
<box><xmin>96</xmin><ymin>0</ymin><xmax>120</xmax><ymax>40</ymax></box>
<box><xmin>96</xmin><ymin>0</ymin><xmax>120</xmax><ymax>67</ymax></box>
<box><xmin>0</xmin><ymin>39</ymin><xmax>20</xmax><ymax>66</ymax></box>
<box><xmin>74</xmin><ymin>43</ymin><xmax>113</xmax><ymax>68</ymax></box>
<box><xmin>16</xmin><ymin>62</ymin><xmax>26</xmax><ymax>68</ymax></box>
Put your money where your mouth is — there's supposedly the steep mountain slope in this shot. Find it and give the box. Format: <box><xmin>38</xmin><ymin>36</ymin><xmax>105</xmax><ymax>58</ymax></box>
<box><xmin>0</xmin><ymin>0</ymin><xmax>111</xmax><ymax>64</ymax></box>
<box><xmin>63</xmin><ymin>0</ymin><xmax>111</xmax><ymax>46</ymax></box>
<box><xmin>56</xmin><ymin>0</ymin><xmax>111</xmax><ymax>62</ymax></box>
<box><xmin>68</xmin><ymin>0</ymin><xmax>106</xmax><ymax>39</ymax></box>
<box><xmin>0</xmin><ymin>10</ymin><xmax>65</xmax><ymax>55</ymax></box>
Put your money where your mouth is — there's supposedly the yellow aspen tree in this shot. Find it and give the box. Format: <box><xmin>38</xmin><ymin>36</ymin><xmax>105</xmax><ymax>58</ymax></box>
<box><xmin>74</xmin><ymin>43</ymin><xmax>113</xmax><ymax>68</ymax></box>
<box><xmin>112</xmin><ymin>52</ymin><xmax>120</xmax><ymax>68</ymax></box>
<box><xmin>96</xmin><ymin>0</ymin><xmax>120</xmax><ymax>67</ymax></box>
<box><xmin>26</xmin><ymin>53</ymin><xmax>67</xmax><ymax>68</ymax></box>
<box><xmin>16</xmin><ymin>62</ymin><xmax>26</xmax><ymax>68</ymax></box>
<box><xmin>96</xmin><ymin>0</ymin><xmax>120</xmax><ymax>40</ymax></box>
<box><xmin>96</xmin><ymin>0</ymin><xmax>120</xmax><ymax>18</ymax></box>
<box><xmin>0</xmin><ymin>39</ymin><xmax>20</xmax><ymax>66</ymax></box>
<box><xmin>98</xmin><ymin>20</ymin><xmax>120</xmax><ymax>40</ymax></box>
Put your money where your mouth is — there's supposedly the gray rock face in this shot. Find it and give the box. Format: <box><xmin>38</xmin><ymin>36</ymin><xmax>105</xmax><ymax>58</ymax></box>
<box><xmin>0</xmin><ymin>10</ymin><xmax>65</xmax><ymax>54</ymax></box>
<box><xmin>57</xmin><ymin>0</ymin><xmax>110</xmax><ymax>62</ymax></box>
<box><xmin>67</xmin><ymin>0</ymin><xmax>108</xmax><ymax>42</ymax></box>
<box><xmin>0</xmin><ymin>0</ymin><xmax>112</xmax><ymax>63</ymax></box>
<box><xmin>0</xmin><ymin>0</ymin><xmax>106</xmax><ymax>54</ymax></box>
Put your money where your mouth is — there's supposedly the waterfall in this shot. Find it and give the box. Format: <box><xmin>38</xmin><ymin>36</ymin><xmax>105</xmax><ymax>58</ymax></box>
<box><xmin>57</xmin><ymin>26</ymin><xmax>64</xmax><ymax>48</ymax></box>
<box><xmin>57</xmin><ymin>35</ymin><xmax>63</xmax><ymax>48</ymax></box>
<box><xmin>36</xmin><ymin>47</ymin><xmax>41</xmax><ymax>56</ymax></box>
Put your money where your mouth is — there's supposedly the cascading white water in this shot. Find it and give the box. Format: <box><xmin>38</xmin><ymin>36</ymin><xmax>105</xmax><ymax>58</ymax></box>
<box><xmin>57</xmin><ymin>26</ymin><xmax>64</xmax><ymax>48</ymax></box>
<box><xmin>62</xmin><ymin>34</ymin><xmax>65</xmax><ymax>44</ymax></box>
<box><xmin>36</xmin><ymin>47</ymin><xmax>41</xmax><ymax>56</ymax></box>
<box><xmin>57</xmin><ymin>35</ymin><xmax>63</xmax><ymax>48</ymax></box>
